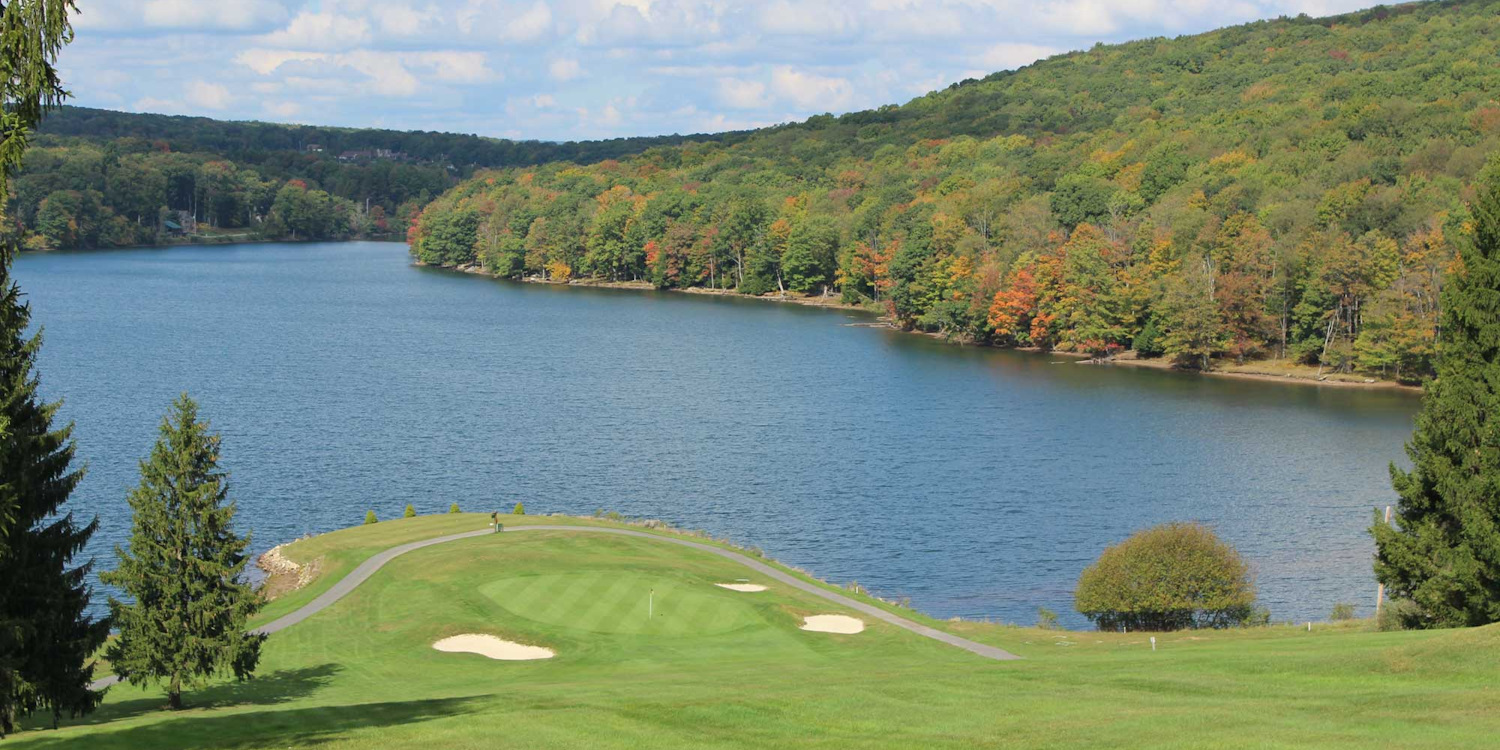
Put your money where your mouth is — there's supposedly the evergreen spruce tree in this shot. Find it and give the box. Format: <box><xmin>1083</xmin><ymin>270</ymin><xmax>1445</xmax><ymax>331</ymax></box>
<box><xmin>0</xmin><ymin>247</ymin><xmax>110</xmax><ymax>734</ymax></box>
<box><xmin>102</xmin><ymin>395</ymin><xmax>264</xmax><ymax>709</ymax></box>
<box><xmin>0</xmin><ymin>3</ymin><xmax>103</xmax><ymax>734</ymax></box>
<box><xmin>1375</xmin><ymin>162</ymin><xmax>1500</xmax><ymax>628</ymax></box>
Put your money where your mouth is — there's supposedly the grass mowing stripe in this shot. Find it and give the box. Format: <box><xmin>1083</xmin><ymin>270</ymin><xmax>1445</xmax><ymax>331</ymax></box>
<box><xmin>592</xmin><ymin>574</ymin><xmax>649</xmax><ymax>634</ymax></box>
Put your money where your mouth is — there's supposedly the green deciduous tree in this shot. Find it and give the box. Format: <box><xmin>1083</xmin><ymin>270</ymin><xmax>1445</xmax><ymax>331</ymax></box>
<box><xmin>1075</xmin><ymin>522</ymin><xmax>1257</xmax><ymax>631</ymax></box>
<box><xmin>1056</xmin><ymin>224</ymin><xmax>1127</xmax><ymax>356</ymax></box>
<box><xmin>1157</xmin><ymin>258</ymin><xmax>1227</xmax><ymax>370</ymax></box>
<box><xmin>414</xmin><ymin>206</ymin><xmax>480</xmax><ymax>266</ymax></box>
<box><xmin>782</xmin><ymin>215</ymin><xmax>840</xmax><ymax>294</ymax></box>
<box><xmin>1050</xmin><ymin>174</ymin><xmax>1116</xmax><ymax>230</ymax></box>
<box><xmin>1375</xmin><ymin>163</ymin><xmax>1500</xmax><ymax>629</ymax></box>
<box><xmin>102</xmin><ymin>395</ymin><xmax>264</xmax><ymax>710</ymax></box>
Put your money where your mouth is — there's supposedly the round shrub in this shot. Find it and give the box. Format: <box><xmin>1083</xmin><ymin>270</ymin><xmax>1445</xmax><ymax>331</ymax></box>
<box><xmin>448</xmin><ymin>502</ymin><xmax>460</xmax><ymax>514</ymax></box>
<box><xmin>1376</xmin><ymin>598</ymin><xmax>1420</xmax><ymax>632</ymax></box>
<box><xmin>1074</xmin><ymin>522</ymin><xmax>1257</xmax><ymax>631</ymax></box>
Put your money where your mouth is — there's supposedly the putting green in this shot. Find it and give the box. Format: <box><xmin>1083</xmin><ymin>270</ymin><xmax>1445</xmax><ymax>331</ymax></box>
<box><xmin>478</xmin><ymin>571</ymin><xmax>764</xmax><ymax>636</ymax></box>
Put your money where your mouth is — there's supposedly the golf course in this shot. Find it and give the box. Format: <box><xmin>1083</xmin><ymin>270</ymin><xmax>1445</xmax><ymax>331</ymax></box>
<box><xmin>6</xmin><ymin>513</ymin><xmax>1496</xmax><ymax>748</ymax></box>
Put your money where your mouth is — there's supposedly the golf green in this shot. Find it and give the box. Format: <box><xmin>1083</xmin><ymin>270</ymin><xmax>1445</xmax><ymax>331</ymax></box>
<box><xmin>478</xmin><ymin>572</ymin><xmax>766</xmax><ymax>636</ymax></box>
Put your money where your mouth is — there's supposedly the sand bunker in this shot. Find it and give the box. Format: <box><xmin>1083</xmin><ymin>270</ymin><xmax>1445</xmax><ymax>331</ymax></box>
<box><xmin>432</xmin><ymin>634</ymin><xmax>554</xmax><ymax>661</ymax></box>
<box><xmin>715</xmin><ymin>582</ymin><xmax>768</xmax><ymax>592</ymax></box>
<box><xmin>800</xmin><ymin>615</ymin><xmax>865</xmax><ymax>634</ymax></box>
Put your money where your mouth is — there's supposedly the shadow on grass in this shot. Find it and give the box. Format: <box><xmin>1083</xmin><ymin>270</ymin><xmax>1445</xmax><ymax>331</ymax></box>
<box><xmin>66</xmin><ymin>664</ymin><xmax>345</xmax><ymax>727</ymax></box>
<box><xmin>18</xmin><ymin>694</ymin><xmax>484</xmax><ymax>749</ymax></box>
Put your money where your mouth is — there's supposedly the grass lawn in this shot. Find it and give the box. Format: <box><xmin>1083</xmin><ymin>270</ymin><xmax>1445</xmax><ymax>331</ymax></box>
<box><xmin>14</xmin><ymin>514</ymin><xmax>1500</xmax><ymax>748</ymax></box>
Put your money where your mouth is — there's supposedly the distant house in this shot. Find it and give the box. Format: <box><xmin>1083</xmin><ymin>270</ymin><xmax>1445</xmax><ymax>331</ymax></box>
<box><xmin>338</xmin><ymin>150</ymin><xmax>374</xmax><ymax>162</ymax></box>
<box><xmin>163</xmin><ymin>210</ymin><xmax>197</xmax><ymax>236</ymax></box>
<box><xmin>305</xmin><ymin>144</ymin><xmax>325</xmax><ymax>153</ymax></box>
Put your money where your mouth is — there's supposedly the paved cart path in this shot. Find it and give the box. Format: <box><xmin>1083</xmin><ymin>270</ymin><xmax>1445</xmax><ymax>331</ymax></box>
<box><xmin>92</xmin><ymin>524</ymin><xmax>1018</xmax><ymax>689</ymax></box>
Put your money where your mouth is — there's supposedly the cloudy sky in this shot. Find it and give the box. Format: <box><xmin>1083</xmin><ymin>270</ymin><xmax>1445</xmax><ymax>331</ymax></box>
<box><xmin>68</xmin><ymin>0</ymin><xmax>1376</xmax><ymax>142</ymax></box>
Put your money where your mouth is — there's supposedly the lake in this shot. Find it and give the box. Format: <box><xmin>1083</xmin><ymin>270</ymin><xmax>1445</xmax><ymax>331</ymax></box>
<box><xmin>15</xmin><ymin>241</ymin><xmax>1420</xmax><ymax>628</ymax></box>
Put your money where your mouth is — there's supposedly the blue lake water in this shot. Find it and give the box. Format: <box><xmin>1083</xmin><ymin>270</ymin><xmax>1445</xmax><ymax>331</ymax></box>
<box><xmin>15</xmin><ymin>241</ymin><xmax>1420</xmax><ymax>628</ymax></box>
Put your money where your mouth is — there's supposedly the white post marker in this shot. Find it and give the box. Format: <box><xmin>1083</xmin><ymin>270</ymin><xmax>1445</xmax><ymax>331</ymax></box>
<box><xmin>1375</xmin><ymin>505</ymin><xmax>1393</xmax><ymax>614</ymax></box>
<box><xmin>649</xmin><ymin>589</ymin><xmax>654</xmax><ymax>620</ymax></box>
<box><xmin>1150</xmin><ymin>636</ymin><xmax>1156</xmax><ymax>651</ymax></box>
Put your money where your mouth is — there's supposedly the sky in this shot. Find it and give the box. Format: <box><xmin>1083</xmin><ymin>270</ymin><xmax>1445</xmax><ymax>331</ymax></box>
<box><xmin>68</xmin><ymin>0</ymin><xmax>1379</xmax><ymax>142</ymax></box>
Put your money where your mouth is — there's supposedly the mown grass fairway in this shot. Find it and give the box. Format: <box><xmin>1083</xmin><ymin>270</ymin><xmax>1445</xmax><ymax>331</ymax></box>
<box><xmin>14</xmin><ymin>515</ymin><xmax>1500</xmax><ymax>748</ymax></box>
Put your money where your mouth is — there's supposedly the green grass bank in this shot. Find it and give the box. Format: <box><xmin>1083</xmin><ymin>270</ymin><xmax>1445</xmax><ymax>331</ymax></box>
<box><xmin>15</xmin><ymin>514</ymin><xmax>1500</xmax><ymax>748</ymax></box>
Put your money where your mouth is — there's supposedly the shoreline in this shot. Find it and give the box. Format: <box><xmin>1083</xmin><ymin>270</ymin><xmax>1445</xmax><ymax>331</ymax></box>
<box><xmin>1055</xmin><ymin>349</ymin><xmax>1423</xmax><ymax>392</ymax></box>
<box><xmin>20</xmin><ymin>232</ymin><xmax>404</xmax><ymax>255</ymax></box>
<box><xmin>444</xmin><ymin>260</ymin><xmax>1423</xmax><ymax>394</ymax></box>
<box><xmin>450</xmin><ymin>262</ymin><xmax>871</xmax><ymax>312</ymax></box>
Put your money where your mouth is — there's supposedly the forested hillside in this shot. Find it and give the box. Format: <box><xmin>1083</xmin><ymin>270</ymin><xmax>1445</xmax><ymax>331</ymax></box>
<box><xmin>6</xmin><ymin>107</ymin><xmax>733</xmax><ymax>250</ymax></box>
<box><xmin>411</xmin><ymin>0</ymin><xmax>1500</xmax><ymax>382</ymax></box>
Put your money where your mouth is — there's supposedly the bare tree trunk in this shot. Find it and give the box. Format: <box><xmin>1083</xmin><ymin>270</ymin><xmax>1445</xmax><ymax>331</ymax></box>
<box><xmin>1316</xmin><ymin>312</ymin><xmax>1337</xmax><ymax>378</ymax></box>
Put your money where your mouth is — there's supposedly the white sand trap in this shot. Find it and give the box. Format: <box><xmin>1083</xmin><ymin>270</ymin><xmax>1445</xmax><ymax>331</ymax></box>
<box><xmin>432</xmin><ymin>634</ymin><xmax>554</xmax><ymax>661</ymax></box>
<box><xmin>715</xmin><ymin>582</ymin><xmax>768</xmax><ymax>592</ymax></box>
<box><xmin>800</xmin><ymin>615</ymin><xmax>865</xmax><ymax>634</ymax></box>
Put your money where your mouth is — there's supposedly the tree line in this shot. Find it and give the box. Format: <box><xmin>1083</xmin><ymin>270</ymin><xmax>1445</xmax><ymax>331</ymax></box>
<box><xmin>5</xmin><ymin>105</ymin><xmax>740</xmax><ymax>252</ymax></box>
<box><xmin>411</xmin><ymin>1</ymin><xmax>1500</xmax><ymax>382</ymax></box>
<box><xmin>6</xmin><ymin>139</ymin><xmax>445</xmax><ymax>249</ymax></box>
<box><xmin>38</xmin><ymin>106</ymin><xmax>737</xmax><ymax>171</ymax></box>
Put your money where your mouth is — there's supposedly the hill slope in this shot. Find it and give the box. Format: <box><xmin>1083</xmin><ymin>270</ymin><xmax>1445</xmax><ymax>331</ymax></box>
<box><xmin>411</xmin><ymin>0</ymin><xmax>1500</xmax><ymax>382</ymax></box>
<box><xmin>6</xmin><ymin>108</ymin><xmax>736</xmax><ymax>251</ymax></box>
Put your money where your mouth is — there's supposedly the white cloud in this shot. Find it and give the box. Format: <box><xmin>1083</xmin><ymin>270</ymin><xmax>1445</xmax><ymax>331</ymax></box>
<box><xmin>770</xmin><ymin>66</ymin><xmax>852</xmax><ymax>110</ymax></box>
<box><xmin>717</xmin><ymin>77</ymin><xmax>769</xmax><ymax>110</ymax></box>
<box><xmin>340</xmin><ymin>50</ymin><xmax>422</xmax><ymax>96</ymax></box>
<box><xmin>186</xmin><ymin>80</ymin><xmax>232</xmax><ymax>109</ymax></box>
<box><xmin>499</xmin><ymin>1</ymin><xmax>554</xmax><ymax>42</ymax></box>
<box><xmin>137</xmin><ymin>0</ymin><xmax>289</xmax><ymax>30</ymax></box>
<box><xmin>265</xmin><ymin>101</ymin><xmax>302</xmax><ymax>119</ymax></box>
<box><xmin>414</xmin><ymin>51</ymin><xmax>494</xmax><ymax>83</ymax></box>
<box><xmin>260</xmin><ymin>11</ymin><xmax>372</xmax><ymax>50</ymax></box>
<box><xmin>756</xmin><ymin>0</ymin><xmax>856</xmax><ymax>36</ymax></box>
<box><xmin>370</xmin><ymin>2</ymin><xmax>436</xmax><ymax>37</ymax></box>
<box><xmin>533</xmin><ymin>93</ymin><xmax>557</xmax><ymax>108</ymax></box>
<box><xmin>237</xmin><ymin>47</ymin><xmax>492</xmax><ymax>95</ymax></box>
<box><xmin>235</xmin><ymin>48</ymin><xmax>330</xmax><ymax>75</ymax></box>
<box><xmin>979</xmin><ymin>42</ymin><xmax>1062</xmax><ymax>71</ymax></box>
<box><xmin>549</xmin><ymin>57</ymin><xmax>583</xmax><ymax>81</ymax></box>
